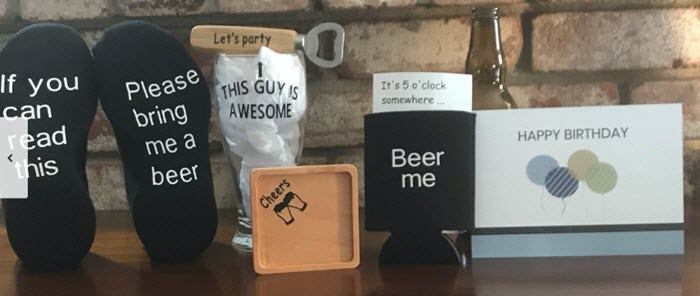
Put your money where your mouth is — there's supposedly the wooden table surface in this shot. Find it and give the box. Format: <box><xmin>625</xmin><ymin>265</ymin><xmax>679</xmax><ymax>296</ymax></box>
<box><xmin>0</xmin><ymin>210</ymin><xmax>694</xmax><ymax>296</ymax></box>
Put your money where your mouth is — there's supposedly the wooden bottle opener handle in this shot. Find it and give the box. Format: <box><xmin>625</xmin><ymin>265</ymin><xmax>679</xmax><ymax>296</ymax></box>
<box><xmin>190</xmin><ymin>25</ymin><xmax>299</xmax><ymax>54</ymax></box>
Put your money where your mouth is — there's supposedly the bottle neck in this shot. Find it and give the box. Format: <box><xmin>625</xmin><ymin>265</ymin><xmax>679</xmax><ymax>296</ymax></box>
<box><xmin>467</xmin><ymin>14</ymin><xmax>507</xmax><ymax>86</ymax></box>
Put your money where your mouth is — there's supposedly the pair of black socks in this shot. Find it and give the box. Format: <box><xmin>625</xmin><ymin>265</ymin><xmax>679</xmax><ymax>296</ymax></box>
<box><xmin>0</xmin><ymin>21</ymin><xmax>217</xmax><ymax>269</ymax></box>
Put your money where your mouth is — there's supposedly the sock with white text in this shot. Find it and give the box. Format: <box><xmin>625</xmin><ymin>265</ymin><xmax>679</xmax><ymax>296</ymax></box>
<box><xmin>92</xmin><ymin>21</ymin><xmax>217</xmax><ymax>263</ymax></box>
<box><xmin>0</xmin><ymin>23</ymin><xmax>97</xmax><ymax>270</ymax></box>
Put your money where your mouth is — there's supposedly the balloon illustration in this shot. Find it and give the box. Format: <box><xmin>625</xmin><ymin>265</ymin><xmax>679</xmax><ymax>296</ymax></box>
<box><xmin>567</xmin><ymin>149</ymin><xmax>599</xmax><ymax>180</ymax></box>
<box><xmin>527</xmin><ymin>151</ymin><xmax>618</xmax><ymax>216</ymax></box>
<box><xmin>526</xmin><ymin>155</ymin><xmax>559</xmax><ymax>185</ymax></box>
<box><xmin>584</xmin><ymin>162</ymin><xmax>618</xmax><ymax>194</ymax></box>
<box><xmin>544</xmin><ymin>167</ymin><xmax>579</xmax><ymax>198</ymax></box>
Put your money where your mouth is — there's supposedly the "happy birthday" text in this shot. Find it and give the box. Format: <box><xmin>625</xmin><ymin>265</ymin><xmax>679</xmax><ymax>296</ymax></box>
<box><xmin>517</xmin><ymin>127</ymin><xmax>629</xmax><ymax>142</ymax></box>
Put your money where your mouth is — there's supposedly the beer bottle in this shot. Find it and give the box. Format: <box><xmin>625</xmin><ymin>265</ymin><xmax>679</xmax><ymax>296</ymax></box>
<box><xmin>466</xmin><ymin>7</ymin><xmax>517</xmax><ymax>110</ymax></box>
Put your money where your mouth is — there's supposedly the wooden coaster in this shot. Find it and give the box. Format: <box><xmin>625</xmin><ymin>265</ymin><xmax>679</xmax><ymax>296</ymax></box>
<box><xmin>250</xmin><ymin>164</ymin><xmax>360</xmax><ymax>274</ymax></box>
<box><xmin>255</xmin><ymin>269</ymin><xmax>361</xmax><ymax>295</ymax></box>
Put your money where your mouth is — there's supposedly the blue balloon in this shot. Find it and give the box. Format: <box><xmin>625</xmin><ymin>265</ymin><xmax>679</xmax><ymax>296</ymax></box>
<box><xmin>544</xmin><ymin>167</ymin><xmax>579</xmax><ymax>198</ymax></box>
<box><xmin>526</xmin><ymin>155</ymin><xmax>559</xmax><ymax>185</ymax></box>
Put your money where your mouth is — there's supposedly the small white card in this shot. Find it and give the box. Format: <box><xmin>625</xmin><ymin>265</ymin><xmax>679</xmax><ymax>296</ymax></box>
<box><xmin>372</xmin><ymin>72</ymin><xmax>472</xmax><ymax>113</ymax></box>
<box><xmin>0</xmin><ymin>118</ymin><xmax>28</xmax><ymax>199</ymax></box>
<box><xmin>475</xmin><ymin>104</ymin><xmax>683</xmax><ymax>229</ymax></box>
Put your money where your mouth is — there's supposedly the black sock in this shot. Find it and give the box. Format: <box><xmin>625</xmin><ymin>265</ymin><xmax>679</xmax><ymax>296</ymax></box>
<box><xmin>92</xmin><ymin>21</ymin><xmax>217</xmax><ymax>262</ymax></box>
<box><xmin>0</xmin><ymin>24</ymin><xmax>97</xmax><ymax>270</ymax></box>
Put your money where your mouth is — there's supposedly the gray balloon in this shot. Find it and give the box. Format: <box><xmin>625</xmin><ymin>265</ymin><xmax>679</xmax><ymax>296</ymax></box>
<box><xmin>526</xmin><ymin>155</ymin><xmax>559</xmax><ymax>185</ymax></box>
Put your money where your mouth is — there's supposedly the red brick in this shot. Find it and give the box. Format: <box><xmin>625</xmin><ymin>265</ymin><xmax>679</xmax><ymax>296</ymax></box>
<box><xmin>533</xmin><ymin>9</ymin><xmax>700</xmax><ymax>72</ymax></box>
<box><xmin>21</xmin><ymin>0</ymin><xmax>115</xmax><ymax>20</ymax></box>
<box><xmin>0</xmin><ymin>0</ymin><xmax>15</xmax><ymax>21</ymax></box>
<box><xmin>88</xmin><ymin>106</ymin><xmax>117</xmax><ymax>152</ymax></box>
<box><xmin>510</xmin><ymin>82</ymin><xmax>619</xmax><ymax>108</ymax></box>
<box><xmin>219</xmin><ymin>0</ymin><xmax>309</xmax><ymax>13</ymax></box>
<box><xmin>116</xmin><ymin>0</ymin><xmax>214</xmax><ymax>16</ymax></box>
<box><xmin>630</xmin><ymin>80</ymin><xmax>700</xmax><ymax>138</ymax></box>
<box><xmin>305</xmin><ymin>79</ymin><xmax>370</xmax><ymax>148</ymax></box>
<box><xmin>340</xmin><ymin>17</ymin><xmax>522</xmax><ymax>78</ymax></box>
<box><xmin>323</xmin><ymin>0</ymin><xmax>415</xmax><ymax>9</ymax></box>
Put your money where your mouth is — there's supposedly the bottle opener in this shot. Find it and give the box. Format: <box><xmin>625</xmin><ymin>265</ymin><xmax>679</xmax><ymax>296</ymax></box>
<box><xmin>190</xmin><ymin>22</ymin><xmax>345</xmax><ymax>68</ymax></box>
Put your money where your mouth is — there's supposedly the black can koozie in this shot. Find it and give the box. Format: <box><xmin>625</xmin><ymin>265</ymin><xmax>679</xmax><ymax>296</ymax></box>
<box><xmin>364</xmin><ymin>111</ymin><xmax>475</xmax><ymax>233</ymax></box>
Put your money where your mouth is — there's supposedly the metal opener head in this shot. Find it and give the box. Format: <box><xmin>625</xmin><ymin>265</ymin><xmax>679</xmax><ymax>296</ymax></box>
<box><xmin>295</xmin><ymin>22</ymin><xmax>345</xmax><ymax>68</ymax></box>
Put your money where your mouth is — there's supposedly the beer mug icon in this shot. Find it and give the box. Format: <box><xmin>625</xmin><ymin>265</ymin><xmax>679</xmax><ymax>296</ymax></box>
<box><xmin>273</xmin><ymin>192</ymin><xmax>308</xmax><ymax>225</ymax></box>
<box><xmin>274</xmin><ymin>203</ymin><xmax>295</xmax><ymax>225</ymax></box>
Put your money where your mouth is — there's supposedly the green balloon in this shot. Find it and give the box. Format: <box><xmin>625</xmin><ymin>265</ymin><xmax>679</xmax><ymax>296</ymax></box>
<box><xmin>584</xmin><ymin>162</ymin><xmax>617</xmax><ymax>194</ymax></box>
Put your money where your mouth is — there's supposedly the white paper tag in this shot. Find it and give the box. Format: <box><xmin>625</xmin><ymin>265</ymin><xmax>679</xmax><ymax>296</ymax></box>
<box><xmin>0</xmin><ymin>118</ymin><xmax>28</xmax><ymax>199</ymax></box>
<box><xmin>372</xmin><ymin>72</ymin><xmax>472</xmax><ymax>113</ymax></box>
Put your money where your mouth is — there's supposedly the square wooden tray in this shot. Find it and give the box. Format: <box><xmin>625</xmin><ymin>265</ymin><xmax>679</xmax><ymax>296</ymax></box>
<box><xmin>255</xmin><ymin>269</ymin><xmax>361</xmax><ymax>295</ymax></box>
<box><xmin>250</xmin><ymin>164</ymin><xmax>360</xmax><ymax>274</ymax></box>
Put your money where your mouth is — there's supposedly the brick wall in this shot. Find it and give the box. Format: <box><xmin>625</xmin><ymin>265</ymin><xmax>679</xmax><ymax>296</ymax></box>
<box><xmin>0</xmin><ymin>0</ymin><xmax>698</xmax><ymax>212</ymax></box>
